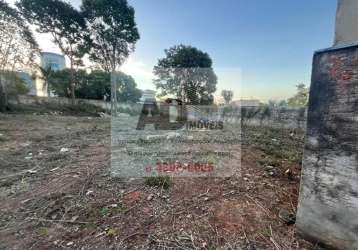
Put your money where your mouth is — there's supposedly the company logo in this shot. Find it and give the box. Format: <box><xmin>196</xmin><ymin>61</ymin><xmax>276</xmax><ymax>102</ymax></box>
<box><xmin>137</xmin><ymin>98</ymin><xmax>223</xmax><ymax>130</ymax></box>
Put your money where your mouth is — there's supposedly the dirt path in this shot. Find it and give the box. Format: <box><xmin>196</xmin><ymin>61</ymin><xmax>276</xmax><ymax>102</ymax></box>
<box><xmin>0</xmin><ymin>114</ymin><xmax>325</xmax><ymax>249</ymax></box>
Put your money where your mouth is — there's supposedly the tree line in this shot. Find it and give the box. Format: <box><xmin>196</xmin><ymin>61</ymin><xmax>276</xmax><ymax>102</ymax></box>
<box><xmin>1</xmin><ymin>0</ymin><xmax>142</xmax><ymax>110</ymax></box>
<box><xmin>1</xmin><ymin>0</ymin><xmax>221</xmax><ymax>112</ymax></box>
<box><xmin>48</xmin><ymin>69</ymin><xmax>141</xmax><ymax>103</ymax></box>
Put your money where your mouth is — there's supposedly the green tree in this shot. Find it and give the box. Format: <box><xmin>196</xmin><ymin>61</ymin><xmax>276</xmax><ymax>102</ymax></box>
<box><xmin>0</xmin><ymin>0</ymin><xmax>38</xmax><ymax>111</ymax></box>
<box><xmin>17</xmin><ymin>0</ymin><xmax>88</xmax><ymax>102</ymax></box>
<box><xmin>221</xmin><ymin>90</ymin><xmax>234</xmax><ymax>104</ymax></box>
<box><xmin>49</xmin><ymin>69</ymin><xmax>141</xmax><ymax>102</ymax></box>
<box><xmin>77</xmin><ymin>70</ymin><xmax>110</xmax><ymax>100</ymax></box>
<box><xmin>81</xmin><ymin>0</ymin><xmax>140</xmax><ymax>110</ymax></box>
<box><xmin>81</xmin><ymin>0</ymin><xmax>140</xmax><ymax>72</ymax></box>
<box><xmin>112</xmin><ymin>72</ymin><xmax>142</xmax><ymax>103</ymax></box>
<box><xmin>49</xmin><ymin>69</ymin><xmax>73</xmax><ymax>98</ymax></box>
<box><xmin>2</xmin><ymin>72</ymin><xmax>29</xmax><ymax>99</ymax></box>
<box><xmin>287</xmin><ymin>84</ymin><xmax>309</xmax><ymax>107</ymax></box>
<box><xmin>154</xmin><ymin>45</ymin><xmax>217</xmax><ymax>105</ymax></box>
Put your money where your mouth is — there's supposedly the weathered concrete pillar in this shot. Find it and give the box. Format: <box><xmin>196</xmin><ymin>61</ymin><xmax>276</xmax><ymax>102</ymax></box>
<box><xmin>335</xmin><ymin>0</ymin><xmax>358</xmax><ymax>46</ymax></box>
<box><xmin>297</xmin><ymin>44</ymin><xmax>358</xmax><ymax>250</ymax></box>
<box><xmin>297</xmin><ymin>1</ymin><xmax>358</xmax><ymax>249</ymax></box>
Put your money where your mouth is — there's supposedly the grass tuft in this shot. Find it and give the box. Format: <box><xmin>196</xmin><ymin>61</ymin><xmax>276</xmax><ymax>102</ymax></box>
<box><xmin>144</xmin><ymin>176</ymin><xmax>171</xmax><ymax>189</ymax></box>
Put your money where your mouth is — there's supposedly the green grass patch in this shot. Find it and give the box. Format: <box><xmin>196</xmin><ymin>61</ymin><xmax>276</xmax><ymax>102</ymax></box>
<box><xmin>144</xmin><ymin>176</ymin><xmax>171</xmax><ymax>189</ymax></box>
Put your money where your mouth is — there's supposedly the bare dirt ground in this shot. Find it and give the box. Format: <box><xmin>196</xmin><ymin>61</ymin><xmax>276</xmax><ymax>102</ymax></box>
<box><xmin>0</xmin><ymin>113</ymin><xmax>326</xmax><ymax>249</ymax></box>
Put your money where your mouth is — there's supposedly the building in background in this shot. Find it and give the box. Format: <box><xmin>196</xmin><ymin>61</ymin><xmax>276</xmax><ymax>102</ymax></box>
<box><xmin>231</xmin><ymin>99</ymin><xmax>261</xmax><ymax>107</ymax></box>
<box><xmin>40</xmin><ymin>52</ymin><xmax>66</xmax><ymax>71</ymax></box>
<box><xmin>35</xmin><ymin>52</ymin><xmax>66</xmax><ymax>97</ymax></box>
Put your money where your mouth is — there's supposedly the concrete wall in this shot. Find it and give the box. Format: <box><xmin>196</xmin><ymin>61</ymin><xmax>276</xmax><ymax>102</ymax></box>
<box><xmin>12</xmin><ymin>95</ymin><xmax>114</xmax><ymax>111</ymax></box>
<box><xmin>12</xmin><ymin>95</ymin><xmax>307</xmax><ymax>129</ymax></box>
<box><xmin>297</xmin><ymin>45</ymin><xmax>358</xmax><ymax>249</ymax></box>
<box><xmin>335</xmin><ymin>0</ymin><xmax>358</xmax><ymax>46</ymax></box>
<box><xmin>240</xmin><ymin>106</ymin><xmax>307</xmax><ymax>129</ymax></box>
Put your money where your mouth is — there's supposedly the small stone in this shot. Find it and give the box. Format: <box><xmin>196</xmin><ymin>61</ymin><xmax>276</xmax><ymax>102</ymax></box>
<box><xmin>66</xmin><ymin>241</ymin><xmax>74</xmax><ymax>246</ymax></box>
<box><xmin>21</xmin><ymin>199</ymin><xmax>31</xmax><ymax>204</ymax></box>
<box><xmin>60</xmin><ymin>148</ymin><xmax>69</xmax><ymax>153</ymax></box>
<box><xmin>147</xmin><ymin>194</ymin><xmax>154</xmax><ymax>201</ymax></box>
<box><xmin>243</xmin><ymin>177</ymin><xmax>249</xmax><ymax>181</ymax></box>
<box><xmin>266</xmin><ymin>166</ymin><xmax>274</xmax><ymax>170</ymax></box>
<box><xmin>20</xmin><ymin>142</ymin><xmax>31</xmax><ymax>147</ymax></box>
<box><xmin>279</xmin><ymin>209</ymin><xmax>296</xmax><ymax>225</ymax></box>
<box><xmin>27</xmin><ymin>169</ymin><xmax>37</xmax><ymax>174</ymax></box>
<box><xmin>86</xmin><ymin>190</ymin><xmax>94</xmax><ymax>196</ymax></box>
<box><xmin>110</xmin><ymin>204</ymin><xmax>118</xmax><ymax>208</ymax></box>
<box><xmin>71</xmin><ymin>216</ymin><xmax>79</xmax><ymax>222</ymax></box>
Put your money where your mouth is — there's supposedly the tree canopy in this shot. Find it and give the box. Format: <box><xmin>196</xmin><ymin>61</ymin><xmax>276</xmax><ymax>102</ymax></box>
<box><xmin>287</xmin><ymin>83</ymin><xmax>309</xmax><ymax>107</ymax></box>
<box><xmin>112</xmin><ymin>72</ymin><xmax>142</xmax><ymax>103</ymax></box>
<box><xmin>154</xmin><ymin>45</ymin><xmax>217</xmax><ymax>105</ymax></box>
<box><xmin>0</xmin><ymin>0</ymin><xmax>38</xmax><ymax>111</ymax></box>
<box><xmin>1</xmin><ymin>0</ymin><xmax>38</xmax><ymax>72</ymax></box>
<box><xmin>17</xmin><ymin>0</ymin><xmax>89</xmax><ymax>101</ymax></box>
<box><xmin>49</xmin><ymin>69</ymin><xmax>141</xmax><ymax>103</ymax></box>
<box><xmin>81</xmin><ymin>0</ymin><xmax>140</xmax><ymax>72</ymax></box>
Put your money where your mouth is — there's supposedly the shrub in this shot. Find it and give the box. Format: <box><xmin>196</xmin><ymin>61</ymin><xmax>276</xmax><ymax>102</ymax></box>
<box><xmin>144</xmin><ymin>176</ymin><xmax>171</xmax><ymax>189</ymax></box>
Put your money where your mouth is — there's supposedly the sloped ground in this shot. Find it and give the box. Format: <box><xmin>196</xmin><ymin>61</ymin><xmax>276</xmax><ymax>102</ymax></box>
<box><xmin>0</xmin><ymin>114</ymin><xmax>327</xmax><ymax>249</ymax></box>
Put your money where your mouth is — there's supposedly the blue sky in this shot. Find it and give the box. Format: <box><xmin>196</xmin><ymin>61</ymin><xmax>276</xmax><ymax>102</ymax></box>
<box><xmin>127</xmin><ymin>0</ymin><xmax>337</xmax><ymax>101</ymax></box>
<box><xmin>8</xmin><ymin>0</ymin><xmax>338</xmax><ymax>101</ymax></box>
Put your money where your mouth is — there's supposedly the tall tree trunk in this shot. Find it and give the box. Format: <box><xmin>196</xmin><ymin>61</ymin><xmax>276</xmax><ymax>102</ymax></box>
<box><xmin>0</xmin><ymin>75</ymin><xmax>8</xmax><ymax>112</ymax></box>
<box><xmin>70</xmin><ymin>59</ymin><xmax>75</xmax><ymax>105</ymax></box>
<box><xmin>111</xmin><ymin>70</ymin><xmax>117</xmax><ymax>115</ymax></box>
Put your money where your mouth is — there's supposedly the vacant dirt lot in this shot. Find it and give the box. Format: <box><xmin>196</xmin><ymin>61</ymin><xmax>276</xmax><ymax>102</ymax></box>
<box><xmin>0</xmin><ymin>113</ymin><xmax>325</xmax><ymax>249</ymax></box>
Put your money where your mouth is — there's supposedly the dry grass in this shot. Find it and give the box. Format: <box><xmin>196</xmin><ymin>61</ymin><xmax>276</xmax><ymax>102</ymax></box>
<box><xmin>0</xmin><ymin>113</ymin><xmax>328</xmax><ymax>249</ymax></box>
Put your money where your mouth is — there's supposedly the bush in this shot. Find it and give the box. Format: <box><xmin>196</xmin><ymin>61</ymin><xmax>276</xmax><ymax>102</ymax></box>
<box><xmin>49</xmin><ymin>69</ymin><xmax>141</xmax><ymax>102</ymax></box>
<box><xmin>0</xmin><ymin>71</ymin><xmax>29</xmax><ymax>111</ymax></box>
<box><xmin>8</xmin><ymin>101</ymin><xmax>107</xmax><ymax>117</ymax></box>
<box><xmin>144</xmin><ymin>176</ymin><xmax>171</xmax><ymax>189</ymax></box>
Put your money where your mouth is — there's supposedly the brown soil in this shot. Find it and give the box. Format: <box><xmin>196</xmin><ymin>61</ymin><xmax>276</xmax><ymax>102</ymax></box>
<box><xmin>0</xmin><ymin>114</ymin><xmax>326</xmax><ymax>249</ymax></box>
